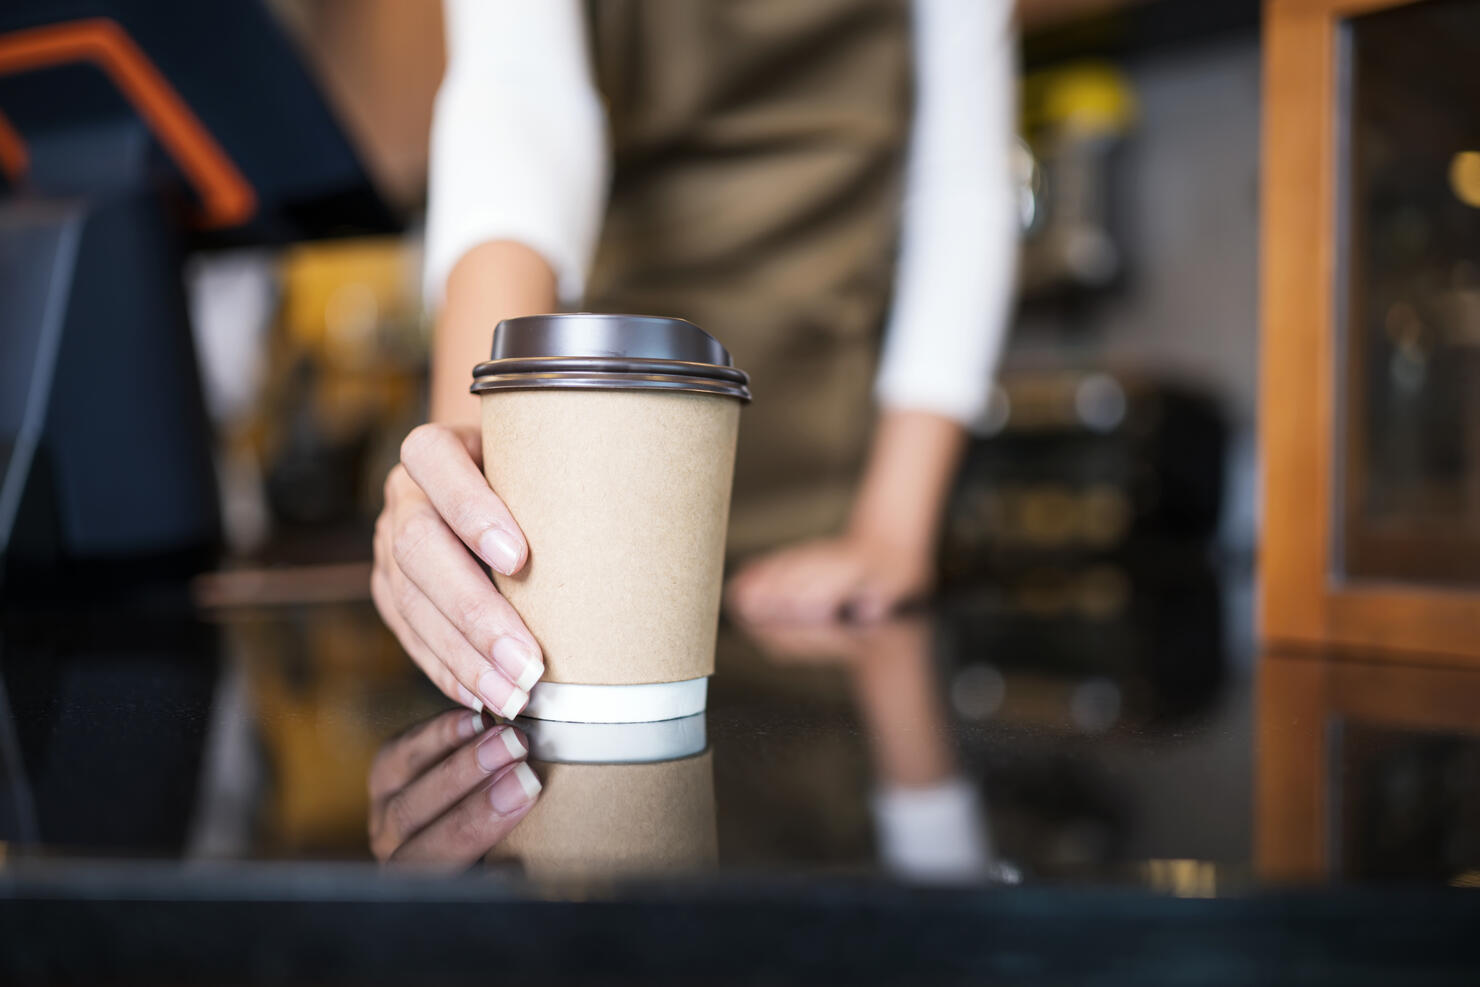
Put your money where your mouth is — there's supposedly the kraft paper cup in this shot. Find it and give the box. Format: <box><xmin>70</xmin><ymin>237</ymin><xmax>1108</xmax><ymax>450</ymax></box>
<box><xmin>472</xmin><ymin>315</ymin><xmax>749</xmax><ymax>723</ymax></box>
<box><xmin>488</xmin><ymin>715</ymin><xmax>717</xmax><ymax>879</ymax></box>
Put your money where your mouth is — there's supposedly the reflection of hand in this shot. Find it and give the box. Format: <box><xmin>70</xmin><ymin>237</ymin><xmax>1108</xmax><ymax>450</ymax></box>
<box><xmin>371</xmin><ymin>424</ymin><xmax>545</xmax><ymax>719</ymax></box>
<box><xmin>740</xmin><ymin>616</ymin><xmax>994</xmax><ymax>879</ymax></box>
<box><xmin>740</xmin><ymin>616</ymin><xmax>953</xmax><ymax>789</ymax></box>
<box><xmin>368</xmin><ymin>709</ymin><xmax>542</xmax><ymax>867</ymax></box>
<box><xmin>725</xmin><ymin>533</ymin><xmax>932</xmax><ymax>625</ymax></box>
<box><xmin>736</xmin><ymin>613</ymin><xmax>924</xmax><ymax>668</ymax></box>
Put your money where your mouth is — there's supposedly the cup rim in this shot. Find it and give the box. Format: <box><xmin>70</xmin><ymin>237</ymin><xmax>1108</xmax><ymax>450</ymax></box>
<box><xmin>471</xmin><ymin>356</ymin><xmax>751</xmax><ymax>402</ymax></box>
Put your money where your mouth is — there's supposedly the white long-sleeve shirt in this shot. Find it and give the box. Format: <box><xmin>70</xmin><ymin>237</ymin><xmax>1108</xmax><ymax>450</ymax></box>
<box><xmin>426</xmin><ymin>0</ymin><xmax>1016</xmax><ymax>424</ymax></box>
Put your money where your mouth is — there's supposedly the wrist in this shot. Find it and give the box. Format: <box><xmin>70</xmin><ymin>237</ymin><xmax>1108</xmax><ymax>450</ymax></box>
<box><xmin>430</xmin><ymin>241</ymin><xmax>558</xmax><ymax>426</ymax></box>
<box><xmin>847</xmin><ymin>503</ymin><xmax>940</xmax><ymax>565</ymax></box>
<box><xmin>846</xmin><ymin>408</ymin><xmax>966</xmax><ymax>562</ymax></box>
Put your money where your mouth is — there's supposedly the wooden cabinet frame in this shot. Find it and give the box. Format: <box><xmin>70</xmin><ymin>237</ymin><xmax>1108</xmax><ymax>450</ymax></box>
<box><xmin>1260</xmin><ymin>0</ymin><xmax>1480</xmax><ymax>664</ymax></box>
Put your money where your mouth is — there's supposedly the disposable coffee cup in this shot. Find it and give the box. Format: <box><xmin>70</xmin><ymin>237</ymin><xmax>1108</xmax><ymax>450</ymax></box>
<box><xmin>488</xmin><ymin>715</ymin><xmax>717</xmax><ymax>879</ymax></box>
<box><xmin>472</xmin><ymin>314</ymin><xmax>750</xmax><ymax>723</ymax></box>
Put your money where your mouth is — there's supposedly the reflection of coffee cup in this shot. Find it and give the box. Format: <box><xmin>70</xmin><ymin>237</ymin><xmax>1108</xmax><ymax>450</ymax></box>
<box><xmin>473</xmin><ymin>315</ymin><xmax>749</xmax><ymax>723</ymax></box>
<box><xmin>489</xmin><ymin>715</ymin><xmax>717</xmax><ymax>879</ymax></box>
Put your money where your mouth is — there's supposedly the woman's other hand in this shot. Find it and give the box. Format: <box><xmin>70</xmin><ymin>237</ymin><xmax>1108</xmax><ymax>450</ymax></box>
<box><xmin>726</xmin><ymin>409</ymin><xmax>965</xmax><ymax>624</ymax></box>
<box><xmin>726</xmin><ymin>533</ymin><xmax>933</xmax><ymax>624</ymax></box>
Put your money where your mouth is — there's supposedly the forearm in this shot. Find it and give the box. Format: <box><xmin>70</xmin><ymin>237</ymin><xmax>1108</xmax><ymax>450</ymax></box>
<box><xmin>429</xmin><ymin>241</ymin><xmax>558</xmax><ymax>427</ymax></box>
<box><xmin>848</xmin><ymin>408</ymin><xmax>968</xmax><ymax>561</ymax></box>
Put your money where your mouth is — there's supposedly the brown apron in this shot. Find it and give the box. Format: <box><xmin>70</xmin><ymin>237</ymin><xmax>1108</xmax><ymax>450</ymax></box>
<box><xmin>583</xmin><ymin>0</ymin><xmax>911</xmax><ymax>559</ymax></box>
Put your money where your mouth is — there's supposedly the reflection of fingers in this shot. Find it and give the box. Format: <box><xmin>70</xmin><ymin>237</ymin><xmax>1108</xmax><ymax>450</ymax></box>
<box><xmin>374</xmin><ymin>725</ymin><xmax>528</xmax><ymax>858</ymax></box>
<box><xmin>856</xmin><ymin>618</ymin><xmax>931</xmax><ymax>665</ymax></box>
<box><xmin>369</xmin><ymin>708</ymin><xmax>483</xmax><ymax>803</ymax></box>
<box><xmin>389</xmin><ymin>762</ymin><xmax>543</xmax><ymax>869</ymax></box>
<box><xmin>739</xmin><ymin>618</ymin><xmax>862</xmax><ymax>662</ymax></box>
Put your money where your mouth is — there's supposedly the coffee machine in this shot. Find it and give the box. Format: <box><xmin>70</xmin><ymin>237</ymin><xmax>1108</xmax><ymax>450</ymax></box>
<box><xmin>0</xmin><ymin>1</ymin><xmax>395</xmax><ymax>598</ymax></box>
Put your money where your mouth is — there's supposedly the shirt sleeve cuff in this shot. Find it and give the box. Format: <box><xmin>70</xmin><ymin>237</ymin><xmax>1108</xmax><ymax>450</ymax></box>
<box><xmin>874</xmin><ymin>357</ymin><xmax>998</xmax><ymax>425</ymax></box>
<box><xmin>423</xmin><ymin>221</ymin><xmax>590</xmax><ymax>312</ymax></box>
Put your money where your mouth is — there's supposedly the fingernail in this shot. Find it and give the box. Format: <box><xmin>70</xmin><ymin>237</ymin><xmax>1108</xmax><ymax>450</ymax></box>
<box><xmin>492</xmin><ymin>636</ymin><xmax>544</xmax><ymax>692</ymax></box>
<box><xmin>457</xmin><ymin>711</ymin><xmax>486</xmax><ymax>740</ymax></box>
<box><xmin>489</xmin><ymin>762</ymin><xmax>542</xmax><ymax>815</ymax></box>
<box><xmin>476</xmin><ymin>726</ymin><xmax>527</xmax><ymax>772</ymax></box>
<box><xmin>456</xmin><ymin>684</ymin><xmax>484</xmax><ymax>715</ymax></box>
<box><xmin>479</xmin><ymin>528</ymin><xmax>523</xmax><ymax>575</ymax></box>
<box><xmin>477</xmin><ymin>667</ymin><xmax>529</xmax><ymax>720</ymax></box>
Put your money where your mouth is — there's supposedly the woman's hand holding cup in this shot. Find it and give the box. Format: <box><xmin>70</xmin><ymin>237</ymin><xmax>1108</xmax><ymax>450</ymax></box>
<box><xmin>372</xmin><ymin>423</ymin><xmax>545</xmax><ymax>719</ymax></box>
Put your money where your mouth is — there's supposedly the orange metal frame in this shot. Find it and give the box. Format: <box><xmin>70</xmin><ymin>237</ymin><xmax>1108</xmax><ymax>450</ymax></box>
<box><xmin>0</xmin><ymin>17</ymin><xmax>255</xmax><ymax>228</ymax></box>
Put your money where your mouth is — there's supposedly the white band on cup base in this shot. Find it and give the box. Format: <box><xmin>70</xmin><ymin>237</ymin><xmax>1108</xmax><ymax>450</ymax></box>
<box><xmin>522</xmin><ymin>677</ymin><xmax>708</xmax><ymax>724</ymax></box>
<box><xmin>519</xmin><ymin>713</ymin><xmax>707</xmax><ymax>764</ymax></box>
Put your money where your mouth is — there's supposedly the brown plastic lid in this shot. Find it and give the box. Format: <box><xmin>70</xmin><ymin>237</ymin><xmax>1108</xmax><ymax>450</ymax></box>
<box><xmin>471</xmin><ymin>314</ymin><xmax>751</xmax><ymax>402</ymax></box>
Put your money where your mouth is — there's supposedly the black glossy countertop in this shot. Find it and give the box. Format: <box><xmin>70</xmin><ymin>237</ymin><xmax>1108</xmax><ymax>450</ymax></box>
<box><xmin>2</xmin><ymin>568</ymin><xmax>1478</xmax><ymax>985</ymax></box>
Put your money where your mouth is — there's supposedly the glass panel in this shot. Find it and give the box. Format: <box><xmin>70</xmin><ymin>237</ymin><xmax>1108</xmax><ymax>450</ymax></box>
<box><xmin>1337</xmin><ymin>724</ymin><xmax>1480</xmax><ymax>883</ymax></box>
<box><xmin>1341</xmin><ymin>0</ymin><xmax>1480</xmax><ymax>585</ymax></box>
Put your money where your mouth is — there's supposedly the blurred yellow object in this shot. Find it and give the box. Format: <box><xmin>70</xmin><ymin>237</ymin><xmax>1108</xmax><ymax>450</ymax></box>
<box><xmin>252</xmin><ymin>236</ymin><xmax>429</xmax><ymax>525</ymax></box>
<box><xmin>1022</xmin><ymin>61</ymin><xmax>1137</xmax><ymax>138</ymax></box>
<box><xmin>278</xmin><ymin>237</ymin><xmax>422</xmax><ymax>363</ymax></box>
<box><xmin>1144</xmin><ymin>858</ymin><xmax>1218</xmax><ymax>898</ymax></box>
<box><xmin>228</xmin><ymin>607</ymin><xmax>442</xmax><ymax>854</ymax></box>
<box><xmin>1448</xmin><ymin>150</ymin><xmax>1480</xmax><ymax>208</ymax></box>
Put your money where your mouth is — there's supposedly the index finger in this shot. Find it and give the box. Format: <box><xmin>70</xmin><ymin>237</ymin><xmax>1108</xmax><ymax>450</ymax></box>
<box><xmin>399</xmin><ymin>423</ymin><xmax>528</xmax><ymax>576</ymax></box>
